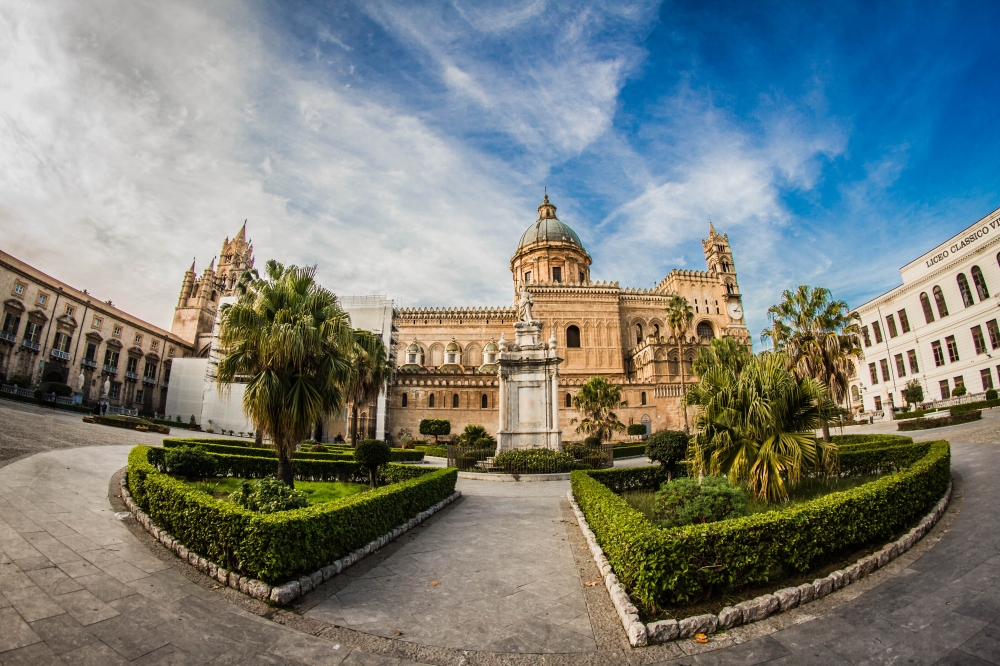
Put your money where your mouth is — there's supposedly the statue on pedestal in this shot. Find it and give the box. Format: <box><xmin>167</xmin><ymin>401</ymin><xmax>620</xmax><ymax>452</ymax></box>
<box><xmin>517</xmin><ymin>288</ymin><xmax>535</xmax><ymax>323</ymax></box>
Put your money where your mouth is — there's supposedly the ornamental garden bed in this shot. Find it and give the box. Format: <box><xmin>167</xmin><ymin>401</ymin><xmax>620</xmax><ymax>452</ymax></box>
<box><xmin>126</xmin><ymin>445</ymin><xmax>458</xmax><ymax>592</ymax></box>
<box><xmin>570</xmin><ymin>434</ymin><xmax>950</xmax><ymax>632</ymax></box>
<box><xmin>898</xmin><ymin>410</ymin><xmax>982</xmax><ymax>431</ymax></box>
<box><xmin>162</xmin><ymin>438</ymin><xmax>425</xmax><ymax>463</ymax></box>
<box><xmin>85</xmin><ymin>414</ymin><xmax>170</xmax><ymax>434</ymax></box>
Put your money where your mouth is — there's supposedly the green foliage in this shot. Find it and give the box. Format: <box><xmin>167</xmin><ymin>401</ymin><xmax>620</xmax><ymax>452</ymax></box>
<box><xmin>355</xmin><ymin>439</ymin><xmax>392</xmax><ymax>488</ymax></box>
<box><xmin>455</xmin><ymin>449</ymin><xmax>490</xmax><ymax>470</ymax></box>
<box><xmin>491</xmin><ymin>449</ymin><xmax>575</xmax><ymax>474</ymax></box>
<box><xmin>127</xmin><ymin>446</ymin><xmax>457</xmax><ymax>584</ymax></box>
<box><xmin>627</xmin><ymin>423</ymin><xmax>647</xmax><ymax>437</ymax></box>
<box><xmin>90</xmin><ymin>415</ymin><xmax>170</xmax><ymax>433</ymax></box>
<box><xmin>571</xmin><ymin>439</ymin><xmax>950</xmax><ymax>609</ymax></box>
<box><xmin>228</xmin><ymin>479</ymin><xmax>309</xmax><ymax>513</ymax></box>
<box><xmin>644</xmin><ymin>430</ymin><xmax>688</xmax><ymax>471</ymax></box>
<box><xmin>581</xmin><ymin>451</ymin><xmax>610</xmax><ymax>468</ymax></box>
<box><xmin>987</xmin><ymin>389</ymin><xmax>999</xmax><ymax>401</ymax></box>
<box><xmin>565</xmin><ymin>443</ymin><xmax>589</xmax><ymax>460</ymax></box>
<box><xmin>572</xmin><ymin>377</ymin><xmax>627</xmax><ymax>442</ymax></box>
<box><xmin>346</xmin><ymin>329</ymin><xmax>393</xmax><ymax>444</ymax></box>
<box><xmin>456</xmin><ymin>424</ymin><xmax>496</xmax><ymax>448</ymax></box>
<box><xmin>164</xmin><ymin>446</ymin><xmax>217</xmax><ymax>480</ymax></box>
<box><xmin>584</xmin><ymin>436</ymin><xmax>602</xmax><ymax>448</ymax></box>
<box><xmin>8</xmin><ymin>374</ymin><xmax>30</xmax><ymax>387</ymax></box>
<box><xmin>161</xmin><ymin>438</ymin><xmax>423</xmax><ymax>463</ymax></box>
<box><xmin>952</xmin><ymin>384</ymin><xmax>968</xmax><ymax>397</ymax></box>
<box><xmin>586</xmin><ymin>466</ymin><xmax>670</xmax><ymax>494</ymax></box>
<box><xmin>654</xmin><ymin>476</ymin><xmax>750</xmax><ymax>528</ymax></box>
<box><xmin>419</xmin><ymin>419</ymin><xmax>451</xmax><ymax>441</ymax></box>
<box><xmin>898</xmin><ymin>410</ymin><xmax>982</xmax><ymax>431</ymax></box>
<box><xmin>612</xmin><ymin>444</ymin><xmax>647</xmax><ymax>459</ymax></box>
<box><xmin>36</xmin><ymin>381</ymin><xmax>73</xmax><ymax>397</ymax></box>
<box><xmin>414</xmin><ymin>445</ymin><xmax>448</xmax><ymax>457</ymax></box>
<box><xmin>952</xmin><ymin>399</ymin><xmax>1000</xmax><ymax>415</ymax></box>
<box><xmin>692</xmin><ymin>336</ymin><xmax>752</xmax><ymax>378</ymax></box>
<box><xmin>839</xmin><ymin>441</ymin><xmax>930</xmax><ymax>476</ymax></box>
<box><xmin>902</xmin><ymin>379</ymin><xmax>925</xmax><ymax>406</ymax></box>
<box><xmin>686</xmin><ymin>351</ymin><xmax>833</xmax><ymax>503</ymax></box>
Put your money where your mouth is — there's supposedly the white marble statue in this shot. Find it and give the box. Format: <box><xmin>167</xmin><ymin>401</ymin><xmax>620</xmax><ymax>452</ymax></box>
<box><xmin>77</xmin><ymin>372</ymin><xmax>85</xmax><ymax>390</ymax></box>
<box><xmin>517</xmin><ymin>288</ymin><xmax>534</xmax><ymax>322</ymax></box>
<box><xmin>102</xmin><ymin>378</ymin><xmax>110</xmax><ymax>396</ymax></box>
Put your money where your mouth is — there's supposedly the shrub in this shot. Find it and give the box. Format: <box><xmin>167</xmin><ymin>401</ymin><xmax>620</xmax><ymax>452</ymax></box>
<box><xmin>127</xmin><ymin>446</ymin><xmax>457</xmax><ymax>584</ymax></box>
<box><xmin>898</xmin><ymin>410</ymin><xmax>982</xmax><ymax>431</ymax></box>
<box><xmin>612</xmin><ymin>444</ymin><xmax>647</xmax><ymax>459</ymax></box>
<box><xmin>645</xmin><ymin>430</ymin><xmax>688</xmax><ymax>477</ymax></box>
<box><xmin>164</xmin><ymin>446</ymin><xmax>217</xmax><ymax>480</ymax></box>
<box><xmin>584</xmin><ymin>436</ymin><xmax>602</xmax><ymax>448</ymax></box>
<box><xmin>161</xmin><ymin>439</ymin><xmax>422</xmax><ymax>463</ymax></box>
<box><xmin>414</xmin><ymin>445</ymin><xmax>448</xmax><ymax>458</ymax></box>
<box><xmin>565</xmin><ymin>443</ymin><xmax>588</xmax><ymax>460</ymax></box>
<box><xmin>456</xmin><ymin>424</ymin><xmax>496</xmax><ymax>448</ymax></box>
<box><xmin>37</xmin><ymin>381</ymin><xmax>73</xmax><ymax>397</ymax></box>
<box><xmin>456</xmin><ymin>450</ymin><xmax>488</xmax><ymax>471</ymax></box>
<box><xmin>9</xmin><ymin>374</ymin><xmax>30</xmax><ymax>388</ymax></box>
<box><xmin>571</xmin><ymin>439</ymin><xmax>950</xmax><ymax>608</ymax></box>
<box><xmin>419</xmin><ymin>419</ymin><xmax>451</xmax><ymax>442</ymax></box>
<box><xmin>492</xmin><ymin>449</ymin><xmax>575</xmax><ymax>474</ymax></box>
<box><xmin>987</xmin><ymin>389</ymin><xmax>999</xmax><ymax>401</ymax></box>
<box><xmin>581</xmin><ymin>451</ymin><xmax>610</xmax><ymax>468</ymax></box>
<box><xmin>229</xmin><ymin>479</ymin><xmax>309</xmax><ymax>513</ymax></box>
<box><xmin>627</xmin><ymin>423</ymin><xmax>647</xmax><ymax>437</ymax></box>
<box><xmin>355</xmin><ymin>439</ymin><xmax>392</xmax><ymax>488</ymax></box>
<box><xmin>952</xmin><ymin>384</ymin><xmax>968</xmax><ymax>397</ymax></box>
<box><xmin>654</xmin><ymin>476</ymin><xmax>750</xmax><ymax>528</ymax></box>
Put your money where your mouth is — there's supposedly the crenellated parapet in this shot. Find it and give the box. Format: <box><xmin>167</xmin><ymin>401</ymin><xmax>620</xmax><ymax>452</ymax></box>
<box><xmin>398</xmin><ymin>306</ymin><xmax>516</xmax><ymax>322</ymax></box>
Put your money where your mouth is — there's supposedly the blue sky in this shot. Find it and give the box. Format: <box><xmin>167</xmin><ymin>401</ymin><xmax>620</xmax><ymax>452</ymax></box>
<box><xmin>1</xmin><ymin>0</ymin><xmax>998</xmax><ymax>346</ymax></box>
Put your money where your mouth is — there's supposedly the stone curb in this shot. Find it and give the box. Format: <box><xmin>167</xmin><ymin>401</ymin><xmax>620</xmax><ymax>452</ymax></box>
<box><xmin>120</xmin><ymin>472</ymin><xmax>460</xmax><ymax>605</ymax></box>
<box><xmin>567</xmin><ymin>482</ymin><xmax>952</xmax><ymax>647</ymax></box>
<box><xmin>457</xmin><ymin>471</ymin><xmax>570</xmax><ymax>482</ymax></box>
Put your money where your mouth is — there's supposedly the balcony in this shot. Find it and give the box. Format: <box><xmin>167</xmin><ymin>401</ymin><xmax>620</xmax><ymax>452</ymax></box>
<box><xmin>125</xmin><ymin>371</ymin><xmax>139</xmax><ymax>381</ymax></box>
<box><xmin>0</xmin><ymin>330</ymin><xmax>15</xmax><ymax>344</ymax></box>
<box><xmin>160</xmin><ymin>380</ymin><xmax>169</xmax><ymax>388</ymax></box>
<box><xmin>142</xmin><ymin>376</ymin><xmax>156</xmax><ymax>386</ymax></box>
<box><xmin>50</xmin><ymin>348</ymin><xmax>71</xmax><ymax>361</ymax></box>
<box><xmin>81</xmin><ymin>358</ymin><xmax>98</xmax><ymax>370</ymax></box>
<box><xmin>21</xmin><ymin>339</ymin><xmax>40</xmax><ymax>352</ymax></box>
<box><xmin>103</xmin><ymin>364</ymin><xmax>119</xmax><ymax>375</ymax></box>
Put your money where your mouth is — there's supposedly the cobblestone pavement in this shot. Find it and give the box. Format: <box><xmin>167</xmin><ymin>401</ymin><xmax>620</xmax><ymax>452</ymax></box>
<box><xmin>0</xmin><ymin>399</ymin><xmax>247</xmax><ymax>466</ymax></box>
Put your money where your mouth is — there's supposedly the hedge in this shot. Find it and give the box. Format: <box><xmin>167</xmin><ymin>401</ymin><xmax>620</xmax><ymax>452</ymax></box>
<box><xmin>839</xmin><ymin>442</ymin><xmax>930</xmax><ymax>476</ymax></box>
<box><xmin>162</xmin><ymin>439</ymin><xmax>424</xmax><ymax>463</ymax></box>
<box><xmin>415</xmin><ymin>445</ymin><xmax>448</xmax><ymax>457</ymax></box>
<box><xmin>127</xmin><ymin>446</ymin><xmax>456</xmax><ymax>584</ymax></box>
<box><xmin>831</xmin><ymin>434</ymin><xmax>914</xmax><ymax>448</ymax></box>
<box><xmin>89</xmin><ymin>415</ymin><xmax>170</xmax><ymax>434</ymax></box>
<box><xmin>612</xmin><ymin>444</ymin><xmax>647</xmax><ymax>459</ymax></box>
<box><xmin>898</xmin><ymin>410</ymin><xmax>982</xmax><ymax>431</ymax></box>
<box><xmin>571</xmin><ymin>439</ymin><xmax>950</xmax><ymax>610</ymax></box>
<box><xmin>0</xmin><ymin>390</ymin><xmax>93</xmax><ymax>413</ymax></box>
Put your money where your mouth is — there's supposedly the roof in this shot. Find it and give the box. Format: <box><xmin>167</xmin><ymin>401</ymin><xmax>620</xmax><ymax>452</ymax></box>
<box><xmin>516</xmin><ymin>195</ymin><xmax>584</xmax><ymax>251</ymax></box>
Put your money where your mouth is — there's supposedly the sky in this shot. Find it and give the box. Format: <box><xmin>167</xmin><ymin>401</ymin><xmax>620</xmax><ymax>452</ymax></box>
<box><xmin>1</xmin><ymin>0</ymin><xmax>998</xmax><ymax>346</ymax></box>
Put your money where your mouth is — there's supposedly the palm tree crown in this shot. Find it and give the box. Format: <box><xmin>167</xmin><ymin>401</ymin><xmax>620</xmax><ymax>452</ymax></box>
<box><xmin>571</xmin><ymin>376</ymin><xmax>627</xmax><ymax>442</ymax></box>
<box><xmin>216</xmin><ymin>260</ymin><xmax>353</xmax><ymax>487</ymax></box>
<box><xmin>346</xmin><ymin>329</ymin><xmax>393</xmax><ymax>443</ymax></box>
<box><xmin>666</xmin><ymin>295</ymin><xmax>695</xmax><ymax>431</ymax></box>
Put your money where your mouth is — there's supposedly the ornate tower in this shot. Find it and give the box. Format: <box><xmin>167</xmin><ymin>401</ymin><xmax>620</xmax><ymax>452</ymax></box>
<box><xmin>170</xmin><ymin>223</ymin><xmax>255</xmax><ymax>355</ymax></box>
<box><xmin>702</xmin><ymin>222</ymin><xmax>739</xmax><ymax>296</ymax></box>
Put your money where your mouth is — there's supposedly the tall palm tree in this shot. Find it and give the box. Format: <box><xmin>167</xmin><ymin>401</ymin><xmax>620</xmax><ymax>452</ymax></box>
<box><xmin>571</xmin><ymin>376</ymin><xmax>628</xmax><ymax>442</ymax></box>
<box><xmin>761</xmin><ymin>285</ymin><xmax>863</xmax><ymax>441</ymax></box>
<box><xmin>216</xmin><ymin>260</ymin><xmax>353</xmax><ymax>487</ymax></box>
<box><xmin>346</xmin><ymin>329</ymin><xmax>393</xmax><ymax>444</ymax></box>
<box><xmin>666</xmin><ymin>295</ymin><xmax>695</xmax><ymax>432</ymax></box>
<box><xmin>687</xmin><ymin>351</ymin><xmax>833</xmax><ymax>503</ymax></box>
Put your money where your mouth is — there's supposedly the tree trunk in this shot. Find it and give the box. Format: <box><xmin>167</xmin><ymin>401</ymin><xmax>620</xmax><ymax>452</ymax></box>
<box><xmin>678</xmin><ymin>337</ymin><xmax>688</xmax><ymax>433</ymax></box>
<box><xmin>276</xmin><ymin>442</ymin><xmax>295</xmax><ymax>488</ymax></box>
<box><xmin>255</xmin><ymin>430</ymin><xmax>263</xmax><ymax>447</ymax></box>
<box><xmin>368</xmin><ymin>467</ymin><xmax>376</xmax><ymax>490</ymax></box>
<box><xmin>351</xmin><ymin>405</ymin><xmax>359</xmax><ymax>445</ymax></box>
<box><xmin>821</xmin><ymin>420</ymin><xmax>832</xmax><ymax>443</ymax></box>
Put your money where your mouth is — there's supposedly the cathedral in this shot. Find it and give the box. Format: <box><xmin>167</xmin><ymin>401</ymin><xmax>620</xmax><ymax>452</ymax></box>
<box><xmin>386</xmin><ymin>195</ymin><xmax>750</xmax><ymax>442</ymax></box>
<box><xmin>165</xmin><ymin>199</ymin><xmax>750</xmax><ymax>442</ymax></box>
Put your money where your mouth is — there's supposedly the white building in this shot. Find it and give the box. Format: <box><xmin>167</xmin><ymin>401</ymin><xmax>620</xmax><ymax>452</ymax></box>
<box><xmin>851</xmin><ymin>205</ymin><xmax>1000</xmax><ymax>413</ymax></box>
<box><xmin>337</xmin><ymin>295</ymin><xmax>398</xmax><ymax>441</ymax></box>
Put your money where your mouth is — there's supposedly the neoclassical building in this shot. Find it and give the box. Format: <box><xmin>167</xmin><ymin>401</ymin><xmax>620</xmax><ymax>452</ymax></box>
<box><xmin>387</xmin><ymin>195</ymin><xmax>751</xmax><ymax>442</ymax></box>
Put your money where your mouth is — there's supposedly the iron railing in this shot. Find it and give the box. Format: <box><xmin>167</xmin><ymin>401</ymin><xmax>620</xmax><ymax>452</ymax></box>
<box><xmin>125</xmin><ymin>371</ymin><xmax>139</xmax><ymax>381</ymax></box>
<box><xmin>103</xmin><ymin>364</ymin><xmax>118</xmax><ymax>374</ymax></box>
<box><xmin>0</xmin><ymin>330</ymin><xmax>16</xmax><ymax>343</ymax></box>
<box><xmin>21</xmin><ymin>339</ymin><xmax>40</xmax><ymax>351</ymax></box>
<box><xmin>50</xmin><ymin>348</ymin><xmax>70</xmax><ymax>361</ymax></box>
<box><xmin>81</xmin><ymin>358</ymin><xmax>98</xmax><ymax>369</ymax></box>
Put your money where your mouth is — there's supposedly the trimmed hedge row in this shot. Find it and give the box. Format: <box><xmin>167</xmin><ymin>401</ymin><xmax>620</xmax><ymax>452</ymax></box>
<box><xmin>832</xmin><ymin>434</ymin><xmax>914</xmax><ymax>448</ymax></box>
<box><xmin>148</xmin><ymin>447</ymin><xmax>363</xmax><ymax>482</ymax></box>
<box><xmin>898</xmin><ymin>410</ymin><xmax>982</xmax><ymax>431</ymax></box>
<box><xmin>839</xmin><ymin>442</ymin><xmax>930</xmax><ymax>476</ymax></box>
<box><xmin>612</xmin><ymin>444</ymin><xmax>647</xmax><ymax>459</ymax></box>
<box><xmin>414</xmin><ymin>446</ymin><xmax>448</xmax><ymax>457</ymax></box>
<box><xmin>90</xmin><ymin>415</ymin><xmax>170</xmax><ymax>434</ymax></box>
<box><xmin>162</xmin><ymin>439</ymin><xmax>425</xmax><ymax>463</ymax></box>
<box><xmin>127</xmin><ymin>446</ymin><xmax>457</xmax><ymax>584</ymax></box>
<box><xmin>0</xmin><ymin>390</ymin><xmax>93</xmax><ymax>413</ymax></box>
<box><xmin>571</xmin><ymin>439</ymin><xmax>950</xmax><ymax>610</ymax></box>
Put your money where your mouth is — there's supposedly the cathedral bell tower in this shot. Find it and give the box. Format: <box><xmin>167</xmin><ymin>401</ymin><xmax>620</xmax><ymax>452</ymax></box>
<box><xmin>170</xmin><ymin>223</ymin><xmax>255</xmax><ymax>356</ymax></box>
<box><xmin>702</xmin><ymin>221</ymin><xmax>739</xmax><ymax>297</ymax></box>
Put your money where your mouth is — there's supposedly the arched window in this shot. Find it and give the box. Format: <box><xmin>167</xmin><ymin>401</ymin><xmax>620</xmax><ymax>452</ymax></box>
<box><xmin>726</xmin><ymin>282</ymin><xmax>735</xmax><ymax>295</ymax></box>
<box><xmin>933</xmin><ymin>286</ymin><xmax>949</xmax><ymax>318</ymax></box>
<box><xmin>566</xmin><ymin>325</ymin><xmax>581</xmax><ymax>348</ymax></box>
<box><xmin>653</xmin><ymin>324</ymin><xmax>660</xmax><ymax>340</ymax></box>
<box><xmin>851</xmin><ymin>385</ymin><xmax>860</xmax><ymax>401</ymax></box>
<box><xmin>481</xmin><ymin>393</ymin><xmax>488</xmax><ymax>409</ymax></box>
<box><xmin>452</xmin><ymin>393</ymin><xmax>459</xmax><ymax>408</ymax></box>
<box><xmin>972</xmin><ymin>266</ymin><xmax>990</xmax><ymax>300</ymax></box>
<box><xmin>565</xmin><ymin>393</ymin><xmax>572</xmax><ymax>408</ymax></box>
<box><xmin>696</xmin><ymin>322</ymin><xmax>714</xmax><ymax>339</ymax></box>
<box><xmin>957</xmin><ymin>273</ymin><xmax>975</xmax><ymax>307</ymax></box>
<box><xmin>640</xmin><ymin>391</ymin><xmax>647</xmax><ymax>406</ymax></box>
<box><xmin>919</xmin><ymin>292</ymin><xmax>935</xmax><ymax>324</ymax></box>
<box><xmin>429</xmin><ymin>394</ymin><xmax>435</xmax><ymax>408</ymax></box>
<box><xmin>401</xmin><ymin>393</ymin><xmax>407</xmax><ymax>408</ymax></box>
<box><xmin>635</xmin><ymin>323</ymin><xmax>643</xmax><ymax>344</ymax></box>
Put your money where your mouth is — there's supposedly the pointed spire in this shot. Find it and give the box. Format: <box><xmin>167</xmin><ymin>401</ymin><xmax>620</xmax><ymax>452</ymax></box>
<box><xmin>236</xmin><ymin>220</ymin><xmax>246</xmax><ymax>241</ymax></box>
<box><xmin>709</xmin><ymin>217</ymin><xmax>717</xmax><ymax>235</ymax></box>
<box><xmin>188</xmin><ymin>258</ymin><xmax>196</xmax><ymax>273</ymax></box>
<box><xmin>207</xmin><ymin>256</ymin><xmax>216</xmax><ymax>271</ymax></box>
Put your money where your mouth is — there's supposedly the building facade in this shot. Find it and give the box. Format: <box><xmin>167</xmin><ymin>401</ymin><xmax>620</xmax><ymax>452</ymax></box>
<box><xmin>850</xmin><ymin>205</ymin><xmax>1000</xmax><ymax>413</ymax></box>
<box><xmin>386</xmin><ymin>195</ymin><xmax>751</xmax><ymax>443</ymax></box>
<box><xmin>0</xmin><ymin>250</ymin><xmax>194</xmax><ymax>412</ymax></box>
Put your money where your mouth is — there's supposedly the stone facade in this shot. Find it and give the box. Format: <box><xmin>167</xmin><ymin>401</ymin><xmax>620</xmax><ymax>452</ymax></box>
<box><xmin>0</xmin><ymin>251</ymin><xmax>194</xmax><ymax>413</ymax></box>
<box><xmin>388</xmin><ymin>196</ymin><xmax>750</xmax><ymax>443</ymax></box>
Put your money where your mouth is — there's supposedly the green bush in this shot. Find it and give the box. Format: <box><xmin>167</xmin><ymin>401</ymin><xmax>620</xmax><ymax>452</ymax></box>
<box><xmin>162</xmin><ymin>439</ymin><xmax>423</xmax><ymax>463</ymax></box>
<box><xmin>419</xmin><ymin>418</ymin><xmax>451</xmax><ymax>442</ymax></box>
<box><xmin>654</xmin><ymin>476</ymin><xmax>750</xmax><ymax>528</ymax></box>
<box><xmin>571</xmin><ymin>440</ymin><xmax>950</xmax><ymax>609</ymax></box>
<box><xmin>584</xmin><ymin>436</ymin><xmax>602</xmax><ymax>448</ymax></box>
<box><xmin>355</xmin><ymin>440</ymin><xmax>392</xmax><ymax>487</ymax></box>
<box><xmin>414</xmin><ymin>445</ymin><xmax>448</xmax><ymax>457</ymax></box>
<box><xmin>456</xmin><ymin>424</ymin><xmax>496</xmax><ymax>448</ymax></box>
<box><xmin>612</xmin><ymin>444</ymin><xmax>647</xmax><ymax>459</ymax></box>
<box><xmin>952</xmin><ymin>384</ymin><xmax>968</xmax><ymax>397</ymax></box>
<box><xmin>627</xmin><ymin>423</ymin><xmax>647</xmax><ymax>437</ymax></box>
<box><xmin>8</xmin><ymin>374</ymin><xmax>30</xmax><ymax>388</ymax></box>
<box><xmin>581</xmin><ymin>451</ymin><xmax>610</xmax><ymax>468</ymax></box>
<box><xmin>839</xmin><ymin>441</ymin><xmax>930</xmax><ymax>476</ymax></box>
<box><xmin>456</xmin><ymin>450</ymin><xmax>488</xmax><ymax>471</ymax></box>
<box><xmin>491</xmin><ymin>449</ymin><xmax>575</xmax><ymax>474</ymax></box>
<box><xmin>586</xmin><ymin>466</ymin><xmax>670</xmax><ymax>493</ymax></box>
<box><xmin>645</xmin><ymin>429</ymin><xmax>688</xmax><ymax>475</ymax></box>
<box><xmin>951</xmin><ymin>399</ymin><xmax>1000</xmax><ymax>415</ymax></box>
<box><xmin>229</xmin><ymin>479</ymin><xmax>308</xmax><ymax>513</ymax></box>
<box><xmin>164</xmin><ymin>446</ymin><xmax>217</xmax><ymax>480</ymax></box>
<box><xmin>91</xmin><ymin>415</ymin><xmax>170</xmax><ymax>434</ymax></box>
<box><xmin>127</xmin><ymin>446</ymin><xmax>457</xmax><ymax>584</ymax></box>
<box><xmin>832</xmin><ymin>434</ymin><xmax>915</xmax><ymax>447</ymax></box>
<box><xmin>898</xmin><ymin>410</ymin><xmax>982</xmax><ymax>431</ymax></box>
<box><xmin>987</xmin><ymin>389</ymin><xmax>999</xmax><ymax>401</ymax></box>
<box><xmin>565</xmin><ymin>443</ymin><xmax>589</xmax><ymax>460</ymax></box>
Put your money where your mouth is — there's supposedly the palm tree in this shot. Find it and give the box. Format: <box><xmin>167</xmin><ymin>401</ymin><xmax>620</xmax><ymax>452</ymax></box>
<box><xmin>346</xmin><ymin>329</ymin><xmax>393</xmax><ymax>444</ymax></box>
<box><xmin>217</xmin><ymin>260</ymin><xmax>353</xmax><ymax>487</ymax></box>
<box><xmin>571</xmin><ymin>376</ymin><xmax>627</xmax><ymax>442</ymax></box>
<box><xmin>761</xmin><ymin>285</ymin><xmax>862</xmax><ymax>441</ymax></box>
<box><xmin>686</xmin><ymin>351</ymin><xmax>833</xmax><ymax>503</ymax></box>
<box><xmin>666</xmin><ymin>295</ymin><xmax>695</xmax><ymax>432</ymax></box>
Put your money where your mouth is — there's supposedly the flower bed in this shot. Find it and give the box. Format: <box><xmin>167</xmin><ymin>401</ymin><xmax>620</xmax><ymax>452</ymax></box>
<box><xmin>570</xmin><ymin>437</ymin><xmax>950</xmax><ymax>612</ymax></box>
<box><xmin>127</xmin><ymin>445</ymin><xmax>457</xmax><ymax>585</ymax></box>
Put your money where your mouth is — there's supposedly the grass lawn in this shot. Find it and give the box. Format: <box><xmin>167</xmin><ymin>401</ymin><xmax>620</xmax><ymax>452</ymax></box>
<box><xmin>183</xmin><ymin>477</ymin><xmax>368</xmax><ymax>505</ymax></box>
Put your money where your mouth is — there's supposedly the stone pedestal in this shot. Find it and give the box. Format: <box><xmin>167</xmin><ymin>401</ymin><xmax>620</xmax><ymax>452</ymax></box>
<box><xmin>497</xmin><ymin>320</ymin><xmax>562</xmax><ymax>452</ymax></box>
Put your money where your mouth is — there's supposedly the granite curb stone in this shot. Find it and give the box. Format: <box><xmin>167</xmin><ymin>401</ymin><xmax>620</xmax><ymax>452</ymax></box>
<box><xmin>120</xmin><ymin>472</ymin><xmax>460</xmax><ymax>606</ymax></box>
<box><xmin>567</xmin><ymin>482</ymin><xmax>951</xmax><ymax>645</ymax></box>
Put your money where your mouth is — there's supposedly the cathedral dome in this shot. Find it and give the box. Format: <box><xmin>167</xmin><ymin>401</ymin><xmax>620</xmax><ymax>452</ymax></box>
<box><xmin>517</xmin><ymin>195</ymin><xmax>583</xmax><ymax>250</ymax></box>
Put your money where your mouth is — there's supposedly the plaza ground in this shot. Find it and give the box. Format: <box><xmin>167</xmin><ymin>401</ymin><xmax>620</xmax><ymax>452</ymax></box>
<box><xmin>0</xmin><ymin>398</ymin><xmax>998</xmax><ymax>664</ymax></box>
